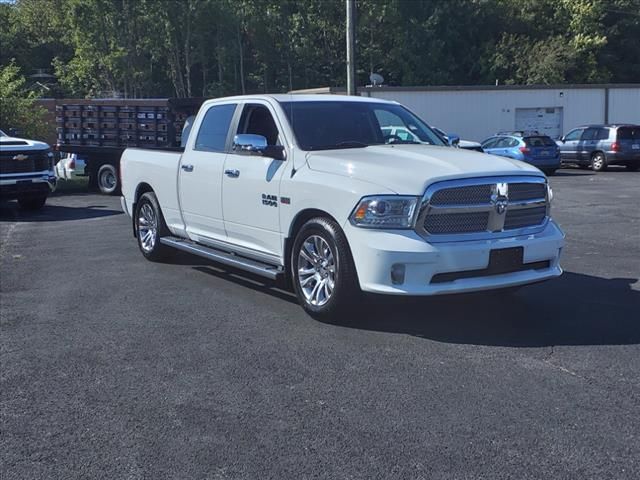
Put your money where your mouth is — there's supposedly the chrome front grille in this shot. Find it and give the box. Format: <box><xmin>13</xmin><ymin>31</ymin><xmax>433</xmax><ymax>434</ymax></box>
<box><xmin>417</xmin><ymin>176</ymin><xmax>549</xmax><ymax>241</ymax></box>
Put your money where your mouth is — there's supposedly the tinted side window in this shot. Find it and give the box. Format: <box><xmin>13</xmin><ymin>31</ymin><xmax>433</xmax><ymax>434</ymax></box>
<box><xmin>194</xmin><ymin>104</ymin><xmax>237</xmax><ymax>152</ymax></box>
<box><xmin>596</xmin><ymin>128</ymin><xmax>610</xmax><ymax>140</ymax></box>
<box><xmin>617</xmin><ymin>127</ymin><xmax>639</xmax><ymax>140</ymax></box>
<box><xmin>582</xmin><ymin>128</ymin><xmax>599</xmax><ymax>140</ymax></box>
<box><xmin>525</xmin><ymin>136</ymin><xmax>555</xmax><ymax>147</ymax></box>
<box><xmin>482</xmin><ymin>138</ymin><xmax>497</xmax><ymax>149</ymax></box>
<box><xmin>564</xmin><ymin>129</ymin><xmax>583</xmax><ymax>141</ymax></box>
<box><xmin>237</xmin><ymin>104</ymin><xmax>280</xmax><ymax>146</ymax></box>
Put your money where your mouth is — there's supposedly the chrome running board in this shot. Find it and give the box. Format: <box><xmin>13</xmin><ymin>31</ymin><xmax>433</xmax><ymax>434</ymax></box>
<box><xmin>160</xmin><ymin>236</ymin><xmax>283</xmax><ymax>280</ymax></box>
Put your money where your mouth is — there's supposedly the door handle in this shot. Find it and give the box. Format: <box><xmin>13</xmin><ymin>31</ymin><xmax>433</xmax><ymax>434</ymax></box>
<box><xmin>224</xmin><ymin>169</ymin><xmax>240</xmax><ymax>178</ymax></box>
<box><xmin>181</xmin><ymin>164</ymin><xmax>194</xmax><ymax>172</ymax></box>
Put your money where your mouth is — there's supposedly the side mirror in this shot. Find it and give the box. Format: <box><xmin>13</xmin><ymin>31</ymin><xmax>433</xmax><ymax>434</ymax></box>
<box><xmin>233</xmin><ymin>134</ymin><xmax>285</xmax><ymax>160</ymax></box>
<box><xmin>448</xmin><ymin>134</ymin><xmax>461</xmax><ymax>147</ymax></box>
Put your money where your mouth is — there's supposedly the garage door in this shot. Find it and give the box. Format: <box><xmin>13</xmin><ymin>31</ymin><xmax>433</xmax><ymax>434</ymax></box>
<box><xmin>515</xmin><ymin>107</ymin><xmax>563</xmax><ymax>139</ymax></box>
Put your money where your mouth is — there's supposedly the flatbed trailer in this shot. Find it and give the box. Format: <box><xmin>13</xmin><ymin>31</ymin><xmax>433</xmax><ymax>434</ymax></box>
<box><xmin>54</xmin><ymin>98</ymin><xmax>205</xmax><ymax>194</ymax></box>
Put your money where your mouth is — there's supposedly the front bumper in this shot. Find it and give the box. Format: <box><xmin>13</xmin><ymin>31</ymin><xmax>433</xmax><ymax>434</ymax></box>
<box><xmin>0</xmin><ymin>171</ymin><xmax>56</xmax><ymax>199</ymax></box>
<box><xmin>345</xmin><ymin>220</ymin><xmax>565</xmax><ymax>295</ymax></box>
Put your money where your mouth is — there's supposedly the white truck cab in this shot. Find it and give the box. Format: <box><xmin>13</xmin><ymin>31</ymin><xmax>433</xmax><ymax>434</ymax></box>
<box><xmin>0</xmin><ymin>129</ymin><xmax>56</xmax><ymax>210</ymax></box>
<box><xmin>120</xmin><ymin>95</ymin><xmax>564</xmax><ymax>320</ymax></box>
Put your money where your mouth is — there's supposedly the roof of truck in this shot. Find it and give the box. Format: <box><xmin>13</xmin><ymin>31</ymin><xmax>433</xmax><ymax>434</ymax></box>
<box><xmin>210</xmin><ymin>94</ymin><xmax>397</xmax><ymax>104</ymax></box>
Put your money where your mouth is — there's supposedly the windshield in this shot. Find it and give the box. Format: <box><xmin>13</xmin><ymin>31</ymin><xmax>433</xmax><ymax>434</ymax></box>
<box><xmin>280</xmin><ymin>101</ymin><xmax>446</xmax><ymax>151</ymax></box>
<box><xmin>0</xmin><ymin>129</ymin><xmax>6</xmax><ymax>137</ymax></box>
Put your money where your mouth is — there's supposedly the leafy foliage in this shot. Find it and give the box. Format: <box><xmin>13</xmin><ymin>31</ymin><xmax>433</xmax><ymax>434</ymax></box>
<box><xmin>0</xmin><ymin>62</ymin><xmax>49</xmax><ymax>138</ymax></box>
<box><xmin>1</xmin><ymin>0</ymin><xmax>639</xmax><ymax>99</ymax></box>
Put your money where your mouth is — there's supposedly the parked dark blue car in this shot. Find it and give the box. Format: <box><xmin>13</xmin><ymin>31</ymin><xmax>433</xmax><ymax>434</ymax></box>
<box><xmin>481</xmin><ymin>132</ymin><xmax>561</xmax><ymax>175</ymax></box>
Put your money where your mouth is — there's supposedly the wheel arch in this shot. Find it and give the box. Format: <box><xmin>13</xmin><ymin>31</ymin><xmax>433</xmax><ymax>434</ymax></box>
<box><xmin>283</xmin><ymin>208</ymin><xmax>347</xmax><ymax>285</ymax></box>
<box><xmin>131</xmin><ymin>182</ymin><xmax>155</xmax><ymax>237</ymax></box>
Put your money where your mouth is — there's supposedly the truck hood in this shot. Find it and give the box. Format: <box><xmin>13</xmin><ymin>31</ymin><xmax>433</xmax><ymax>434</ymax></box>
<box><xmin>305</xmin><ymin>144</ymin><xmax>543</xmax><ymax>194</ymax></box>
<box><xmin>0</xmin><ymin>136</ymin><xmax>50</xmax><ymax>151</ymax></box>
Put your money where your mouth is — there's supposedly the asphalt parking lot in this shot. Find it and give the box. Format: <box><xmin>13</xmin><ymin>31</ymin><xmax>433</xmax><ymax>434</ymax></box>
<box><xmin>1</xmin><ymin>168</ymin><xmax>639</xmax><ymax>479</ymax></box>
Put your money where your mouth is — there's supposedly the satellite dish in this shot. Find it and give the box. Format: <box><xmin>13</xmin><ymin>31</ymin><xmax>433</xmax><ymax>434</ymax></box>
<box><xmin>369</xmin><ymin>73</ymin><xmax>384</xmax><ymax>86</ymax></box>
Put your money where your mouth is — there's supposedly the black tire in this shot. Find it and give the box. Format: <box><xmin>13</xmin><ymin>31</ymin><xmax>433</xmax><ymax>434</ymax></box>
<box><xmin>17</xmin><ymin>195</ymin><xmax>47</xmax><ymax>210</ymax></box>
<box><xmin>135</xmin><ymin>192</ymin><xmax>172</xmax><ymax>261</ymax></box>
<box><xmin>626</xmin><ymin>163</ymin><xmax>639</xmax><ymax>172</ymax></box>
<box><xmin>290</xmin><ymin>217</ymin><xmax>360</xmax><ymax>322</ymax></box>
<box><xmin>97</xmin><ymin>163</ymin><xmax>119</xmax><ymax>195</ymax></box>
<box><xmin>542</xmin><ymin>168</ymin><xmax>557</xmax><ymax>176</ymax></box>
<box><xmin>591</xmin><ymin>152</ymin><xmax>607</xmax><ymax>172</ymax></box>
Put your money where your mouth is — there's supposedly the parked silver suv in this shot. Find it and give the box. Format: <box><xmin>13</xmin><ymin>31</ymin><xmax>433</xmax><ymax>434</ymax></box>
<box><xmin>557</xmin><ymin>125</ymin><xmax>640</xmax><ymax>172</ymax></box>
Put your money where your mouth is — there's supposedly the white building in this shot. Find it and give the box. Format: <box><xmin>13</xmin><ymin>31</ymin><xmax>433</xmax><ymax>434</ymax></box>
<box><xmin>293</xmin><ymin>84</ymin><xmax>640</xmax><ymax>142</ymax></box>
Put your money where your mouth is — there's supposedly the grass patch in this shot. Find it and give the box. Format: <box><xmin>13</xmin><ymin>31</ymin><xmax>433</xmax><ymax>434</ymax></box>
<box><xmin>53</xmin><ymin>175</ymin><xmax>90</xmax><ymax>195</ymax></box>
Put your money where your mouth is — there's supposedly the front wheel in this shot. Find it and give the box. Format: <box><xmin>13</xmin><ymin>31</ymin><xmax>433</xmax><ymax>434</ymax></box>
<box><xmin>591</xmin><ymin>152</ymin><xmax>607</xmax><ymax>172</ymax></box>
<box><xmin>291</xmin><ymin>217</ymin><xmax>360</xmax><ymax>322</ymax></box>
<box><xmin>135</xmin><ymin>192</ymin><xmax>172</xmax><ymax>261</ymax></box>
<box><xmin>17</xmin><ymin>195</ymin><xmax>47</xmax><ymax>210</ymax></box>
<box><xmin>97</xmin><ymin>164</ymin><xmax>119</xmax><ymax>195</ymax></box>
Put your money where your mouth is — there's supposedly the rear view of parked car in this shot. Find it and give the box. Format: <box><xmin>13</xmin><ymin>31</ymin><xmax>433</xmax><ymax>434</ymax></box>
<box><xmin>481</xmin><ymin>132</ymin><xmax>560</xmax><ymax>175</ymax></box>
<box><xmin>557</xmin><ymin>125</ymin><xmax>640</xmax><ymax>172</ymax></box>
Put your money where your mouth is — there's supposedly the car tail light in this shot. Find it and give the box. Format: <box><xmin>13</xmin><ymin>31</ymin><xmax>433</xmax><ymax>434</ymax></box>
<box><xmin>611</xmin><ymin>142</ymin><xmax>621</xmax><ymax>152</ymax></box>
<box><xmin>519</xmin><ymin>146</ymin><xmax>530</xmax><ymax>154</ymax></box>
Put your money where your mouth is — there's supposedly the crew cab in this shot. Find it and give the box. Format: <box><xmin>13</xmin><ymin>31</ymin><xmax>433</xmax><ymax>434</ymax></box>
<box><xmin>120</xmin><ymin>95</ymin><xmax>565</xmax><ymax>320</ymax></box>
<box><xmin>0</xmin><ymin>129</ymin><xmax>56</xmax><ymax>210</ymax></box>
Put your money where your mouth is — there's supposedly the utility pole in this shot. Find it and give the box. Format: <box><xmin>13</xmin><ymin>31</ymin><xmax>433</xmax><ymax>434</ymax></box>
<box><xmin>346</xmin><ymin>0</ymin><xmax>356</xmax><ymax>96</ymax></box>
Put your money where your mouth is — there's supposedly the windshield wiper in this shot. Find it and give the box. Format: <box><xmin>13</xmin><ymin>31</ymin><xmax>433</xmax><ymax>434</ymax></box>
<box><xmin>307</xmin><ymin>141</ymin><xmax>369</xmax><ymax>151</ymax></box>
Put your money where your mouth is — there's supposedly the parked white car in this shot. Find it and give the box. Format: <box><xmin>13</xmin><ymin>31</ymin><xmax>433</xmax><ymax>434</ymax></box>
<box><xmin>120</xmin><ymin>95</ymin><xmax>564</xmax><ymax>320</ymax></box>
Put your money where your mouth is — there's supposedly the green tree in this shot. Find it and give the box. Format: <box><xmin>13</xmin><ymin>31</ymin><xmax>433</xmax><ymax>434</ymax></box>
<box><xmin>0</xmin><ymin>62</ymin><xmax>49</xmax><ymax>139</ymax></box>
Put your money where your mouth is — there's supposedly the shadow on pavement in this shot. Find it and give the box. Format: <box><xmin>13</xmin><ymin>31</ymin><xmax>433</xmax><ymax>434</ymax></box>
<box><xmin>344</xmin><ymin>272</ymin><xmax>640</xmax><ymax>347</ymax></box>
<box><xmin>0</xmin><ymin>201</ymin><xmax>122</xmax><ymax>222</ymax></box>
<box><xmin>181</xmin><ymin>248</ymin><xmax>640</xmax><ymax>347</ymax></box>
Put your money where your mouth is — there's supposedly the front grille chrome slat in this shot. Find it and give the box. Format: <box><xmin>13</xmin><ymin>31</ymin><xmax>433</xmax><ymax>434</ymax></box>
<box><xmin>417</xmin><ymin>176</ymin><xmax>549</xmax><ymax>242</ymax></box>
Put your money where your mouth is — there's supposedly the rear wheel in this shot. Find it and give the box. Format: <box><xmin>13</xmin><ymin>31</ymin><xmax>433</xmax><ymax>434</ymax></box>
<box><xmin>291</xmin><ymin>217</ymin><xmax>360</xmax><ymax>322</ymax></box>
<box><xmin>135</xmin><ymin>192</ymin><xmax>172</xmax><ymax>261</ymax></box>
<box><xmin>17</xmin><ymin>195</ymin><xmax>47</xmax><ymax>210</ymax></box>
<box><xmin>591</xmin><ymin>152</ymin><xmax>607</xmax><ymax>172</ymax></box>
<box><xmin>97</xmin><ymin>164</ymin><xmax>119</xmax><ymax>195</ymax></box>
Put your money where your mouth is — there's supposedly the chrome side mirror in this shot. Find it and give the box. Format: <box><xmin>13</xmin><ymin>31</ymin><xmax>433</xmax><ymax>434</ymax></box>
<box><xmin>233</xmin><ymin>134</ymin><xmax>285</xmax><ymax>160</ymax></box>
<box><xmin>233</xmin><ymin>134</ymin><xmax>268</xmax><ymax>153</ymax></box>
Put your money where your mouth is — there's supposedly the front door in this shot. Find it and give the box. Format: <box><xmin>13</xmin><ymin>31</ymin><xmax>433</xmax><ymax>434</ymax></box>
<box><xmin>559</xmin><ymin>128</ymin><xmax>584</xmax><ymax>162</ymax></box>
<box><xmin>221</xmin><ymin>102</ymin><xmax>287</xmax><ymax>261</ymax></box>
<box><xmin>178</xmin><ymin>102</ymin><xmax>237</xmax><ymax>242</ymax></box>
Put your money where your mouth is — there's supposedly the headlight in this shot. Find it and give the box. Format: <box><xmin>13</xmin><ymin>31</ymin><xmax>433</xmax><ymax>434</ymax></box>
<box><xmin>350</xmin><ymin>195</ymin><xmax>419</xmax><ymax>229</ymax></box>
<box><xmin>547</xmin><ymin>183</ymin><xmax>553</xmax><ymax>203</ymax></box>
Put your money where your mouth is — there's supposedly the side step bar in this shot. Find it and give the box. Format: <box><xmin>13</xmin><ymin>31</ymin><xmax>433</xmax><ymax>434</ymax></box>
<box><xmin>160</xmin><ymin>236</ymin><xmax>283</xmax><ymax>280</ymax></box>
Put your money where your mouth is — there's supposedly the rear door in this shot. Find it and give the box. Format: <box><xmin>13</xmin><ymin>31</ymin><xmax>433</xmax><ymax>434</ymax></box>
<box><xmin>221</xmin><ymin>101</ymin><xmax>288</xmax><ymax>260</ymax></box>
<box><xmin>179</xmin><ymin>101</ymin><xmax>238</xmax><ymax>242</ymax></box>
<box><xmin>578</xmin><ymin>128</ymin><xmax>600</xmax><ymax>163</ymax></box>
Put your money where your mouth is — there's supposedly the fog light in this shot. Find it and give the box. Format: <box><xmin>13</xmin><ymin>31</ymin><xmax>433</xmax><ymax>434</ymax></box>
<box><xmin>390</xmin><ymin>263</ymin><xmax>406</xmax><ymax>285</ymax></box>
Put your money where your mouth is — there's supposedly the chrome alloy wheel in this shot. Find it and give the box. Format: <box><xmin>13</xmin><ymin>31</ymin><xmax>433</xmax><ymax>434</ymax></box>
<box><xmin>297</xmin><ymin>235</ymin><xmax>336</xmax><ymax>306</ymax></box>
<box><xmin>138</xmin><ymin>203</ymin><xmax>158</xmax><ymax>253</ymax></box>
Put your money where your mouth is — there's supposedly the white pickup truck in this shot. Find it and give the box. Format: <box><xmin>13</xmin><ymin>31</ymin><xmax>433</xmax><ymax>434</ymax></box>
<box><xmin>1</xmin><ymin>129</ymin><xmax>56</xmax><ymax>210</ymax></box>
<box><xmin>121</xmin><ymin>95</ymin><xmax>564</xmax><ymax>319</ymax></box>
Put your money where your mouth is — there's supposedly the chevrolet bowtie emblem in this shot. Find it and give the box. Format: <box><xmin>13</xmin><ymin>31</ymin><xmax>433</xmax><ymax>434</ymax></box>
<box><xmin>13</xmin><ymin>154</ymin><xmax>28</xmax><ymax>161</ymax></box>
